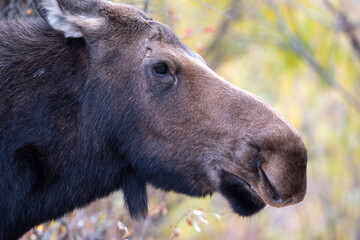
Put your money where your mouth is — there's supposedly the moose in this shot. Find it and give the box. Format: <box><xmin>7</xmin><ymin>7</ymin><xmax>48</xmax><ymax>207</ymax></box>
<box><xmin>0</xmin><ymin>0</ymin><xmax>307</xmax><ymax>239</ymax></box>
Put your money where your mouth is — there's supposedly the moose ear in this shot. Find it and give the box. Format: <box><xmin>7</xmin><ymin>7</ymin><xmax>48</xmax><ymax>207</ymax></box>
<box><xmin>32</xmin><ymin>0</ymin><xmax>104</xmax><ymax>38</ymax></box>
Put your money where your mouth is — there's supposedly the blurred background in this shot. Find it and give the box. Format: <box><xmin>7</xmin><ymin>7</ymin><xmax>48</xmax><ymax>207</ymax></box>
<box><xmin>2</xmin><ymin>0</ymin><xmax>360</xmax><ymax>239</ymax></box>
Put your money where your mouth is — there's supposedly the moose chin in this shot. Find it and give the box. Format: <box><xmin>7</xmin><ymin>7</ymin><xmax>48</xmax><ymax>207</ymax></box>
<box><xmin>0</xmin><ymin>0</ymin><xmax>307</xmax><ymax>239</ymax></box>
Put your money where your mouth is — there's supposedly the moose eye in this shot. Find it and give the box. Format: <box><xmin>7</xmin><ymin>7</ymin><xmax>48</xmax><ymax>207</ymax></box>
<box><xmin>147</xmin><ymin>60</ymin><xmax>176</xmax><ymax>92</ymax></box>
<box><xmin>152</xmin><ymin>63</ymin><xmax>169</xmax><ymax>76</ymax></box>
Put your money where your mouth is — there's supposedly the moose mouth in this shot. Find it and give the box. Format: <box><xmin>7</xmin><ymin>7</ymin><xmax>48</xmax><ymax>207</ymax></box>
<box><xmin>219</xmin><ymin>170</ymin><xmax>266</xmax><ymax>216</ymax></box>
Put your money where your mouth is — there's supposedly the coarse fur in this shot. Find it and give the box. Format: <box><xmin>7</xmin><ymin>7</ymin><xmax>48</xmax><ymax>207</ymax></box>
<box><xmin>0</xmin><ymin>0</ymin><xmax>307</xmax><ymax>239</ymax></box>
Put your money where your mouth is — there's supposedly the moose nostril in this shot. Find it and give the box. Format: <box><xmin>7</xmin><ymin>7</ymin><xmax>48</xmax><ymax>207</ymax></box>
<box><xmin>271</xmin><ymin>197</ymin><xmax>283</xmax><ymax>205</ymax></box>
<box><xmin>253</xmin><ymin>154</ymin><xmax>263</xmax><ymax>168</ymax></box>
<box><xmin>284</xmin><ymin>198</ymin><xmax>294</xmax><ymax>205</ymax></box>
<box><xmin>270</xmin><ymin>197</ymin><xmax>293</xmax><ymax>206</ymax></box>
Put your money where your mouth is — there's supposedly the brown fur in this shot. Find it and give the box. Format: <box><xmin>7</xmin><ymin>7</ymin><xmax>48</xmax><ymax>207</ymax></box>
<box><xmin>0</xmin><ymin>0</ymin><xmax>307</xmax><ymax>238</ymax></box>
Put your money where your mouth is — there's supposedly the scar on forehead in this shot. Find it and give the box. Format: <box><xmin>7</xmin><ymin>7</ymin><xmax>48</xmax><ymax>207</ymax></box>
<box><xmin>147</xmin><ymin>22</ymin><xmax>207</xmax><ymax>65</ymax></box>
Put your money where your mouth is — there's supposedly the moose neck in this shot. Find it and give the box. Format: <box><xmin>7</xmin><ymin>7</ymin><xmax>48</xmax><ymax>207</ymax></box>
<box><xmin>0</xmin><ymin>18</ymin><xmax>145</xmax><ymax>239</ymax></box>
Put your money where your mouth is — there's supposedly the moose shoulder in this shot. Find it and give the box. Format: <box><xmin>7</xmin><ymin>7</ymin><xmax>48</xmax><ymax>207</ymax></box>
<box><xmin>0</xmin><ymin>0</ymin><xmax>307</xmax><ymax>239</ymax></box>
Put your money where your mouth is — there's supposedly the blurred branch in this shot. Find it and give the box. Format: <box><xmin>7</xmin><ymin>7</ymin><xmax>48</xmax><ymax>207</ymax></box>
<box><xmin>143</xmin><ymin>0</ymin><xmax>149</xmax><ymax>13</ymax></box>
<box><xmin>203</xmin><ymin>0</ymin><xmax>243</xmax><ymax>70</ymax></box>
<box><xmin>324</xmin><ymin>0</ymin><xmax>360</xmax><ymax>60</ymax></box>
<box><xmin>268</xmin><ymin>0</ymin><xmax>360</xmax><ymax>113</ymax></box>
<box><xmin>193</xmin><ymin>0</ymin><xmax>234</xmax><ymax>20</ymax></box>
<box><xmin>138</xmin><ymin>216</ymin><xmax>151</xmax><ymax>240</ymax></box>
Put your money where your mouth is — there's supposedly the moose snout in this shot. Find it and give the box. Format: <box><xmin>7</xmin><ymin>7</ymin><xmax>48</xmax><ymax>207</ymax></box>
<box><xmin>255</xmin><ymin>139</ymin><xmax>308</xmax><ymax>208</ymax></box>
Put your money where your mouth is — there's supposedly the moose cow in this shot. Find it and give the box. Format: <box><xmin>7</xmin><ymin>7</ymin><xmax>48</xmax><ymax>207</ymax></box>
<box><xmin>0</xmin><ymin>0</ymin><xmax>307</xmax><ymax>239</ymax></box>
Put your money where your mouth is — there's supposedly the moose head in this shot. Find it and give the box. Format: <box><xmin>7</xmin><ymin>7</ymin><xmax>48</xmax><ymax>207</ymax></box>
<box><xmin>0</xmin><ymin>0</ymin><xmax>307</xmax><ymax>238</ymax></box>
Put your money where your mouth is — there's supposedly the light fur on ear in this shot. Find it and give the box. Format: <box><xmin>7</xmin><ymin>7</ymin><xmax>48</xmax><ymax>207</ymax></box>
<box><xmin>34</xmin><ymin>0</ymin><xmax>104</xmax><ymax>38</ymax></box>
